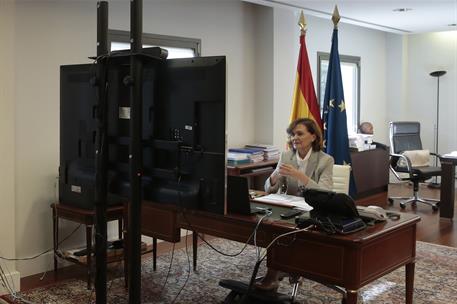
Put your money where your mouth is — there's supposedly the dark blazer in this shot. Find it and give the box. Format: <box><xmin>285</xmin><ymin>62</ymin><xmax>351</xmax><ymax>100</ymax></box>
<box><xmin>265</xmin><ymin>150</ymin><xmax>334</xmax><ymax>195</ymax></box>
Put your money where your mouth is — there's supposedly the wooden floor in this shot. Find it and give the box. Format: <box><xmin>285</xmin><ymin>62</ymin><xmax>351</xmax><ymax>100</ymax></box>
<box><xmin>387</xmin><ymin>182</ymin><xmax>457</xmax><ymax>247</ymax></box>
<box><xmin>15</xmin><ymin>182</ymin><xmax>457</xmax><ymax>293</ymax></box>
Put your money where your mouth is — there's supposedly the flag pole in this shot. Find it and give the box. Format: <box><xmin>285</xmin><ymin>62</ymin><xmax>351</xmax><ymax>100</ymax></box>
<box><xmin>289</xmin><ymin>10</ymin><xmax>323</xmax><ymax>132</ymax></box>
<box><xmin>332</xmin><ymin>5</ymin><xmax>340</xmax><ymax>28</ymax></box>
<box><xmin>298</xmin><ymin>10</ymin><xmax>307</xmax><ymax>33</ymax></box>
<box><xmin>322</xmin><ymin>5</ymin><xmax>358</xmax><ymax>197</ymax></box>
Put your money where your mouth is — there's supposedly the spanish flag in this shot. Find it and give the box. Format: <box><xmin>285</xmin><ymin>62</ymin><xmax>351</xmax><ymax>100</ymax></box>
<box><xmin>290</xmin><ymin>11</ymin><xmax>323</xmax><ymax>131</ymax></box>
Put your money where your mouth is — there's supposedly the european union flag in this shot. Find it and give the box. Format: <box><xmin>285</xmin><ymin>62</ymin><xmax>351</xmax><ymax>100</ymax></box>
<box><xmin>322</xmin><ymin>28</ymin><xmax>357</xmax><ymax>197</ymax></box>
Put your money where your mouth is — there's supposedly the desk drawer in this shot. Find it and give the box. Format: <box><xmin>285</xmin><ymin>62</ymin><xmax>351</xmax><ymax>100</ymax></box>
<box><xmin>269</xmin><ymin>239</ymin><xmax>345</xmax><ymax>283</ymax></box>
<box><xmin>359</xmin><ymin>226</ymin><xmax>415</xmax><ymax>284</ymax></box>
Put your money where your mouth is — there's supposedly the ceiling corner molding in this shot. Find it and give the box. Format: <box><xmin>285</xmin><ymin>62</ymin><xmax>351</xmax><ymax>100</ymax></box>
<box><xmin>243</xmin><ymin>0</ymin><xmax>411</xmax><ymax>34</ymax></box>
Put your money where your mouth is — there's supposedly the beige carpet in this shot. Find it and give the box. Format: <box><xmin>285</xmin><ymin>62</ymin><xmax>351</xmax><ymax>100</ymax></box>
<box><xmin>3</xmin><ymin>240</ymin><xmax>457</xmax><ymax>303</ymax></box>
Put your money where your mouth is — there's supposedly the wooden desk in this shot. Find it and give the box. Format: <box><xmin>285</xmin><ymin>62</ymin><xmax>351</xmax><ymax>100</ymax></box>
<box><xmin>141</xmin><ymin>201</ymin><xmax>420</xmax><ymax>303</ymax></box>
<box><xmin>439</xmin><ymin>156</ymin><xmax>457</xmax><ymax>219</ymax></box>
<box><xmin>51</xmin><ymin>203</ymin><xmax>124</xmax><ymax>289</ymax></box>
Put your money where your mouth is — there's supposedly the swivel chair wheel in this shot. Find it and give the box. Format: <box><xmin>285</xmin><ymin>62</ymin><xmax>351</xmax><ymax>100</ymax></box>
<box><xmin>388</xmin><ymin>198</ymin><xmax>394</xmax><ymax>205</ymax></box>
<box><xmin>432</xmin><ymin>205</ymin><xmax>439</xmax><ymax>211</ymax></box>
<box><xmin>400</xmin><ymin>202</ymin><xmax>406</xmax><ymax>209</ymax></box>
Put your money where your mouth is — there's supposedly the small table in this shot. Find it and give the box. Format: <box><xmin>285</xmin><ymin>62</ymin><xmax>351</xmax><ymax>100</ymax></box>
<box><xmin>439</xmin><ymin>156</ymin><xmax>457</xmax><ymax>219</ymax></box>
<box><xmin>51</xmin><ymin>203</ymin><xmax>124</xmax><ymax>289</ymax></box>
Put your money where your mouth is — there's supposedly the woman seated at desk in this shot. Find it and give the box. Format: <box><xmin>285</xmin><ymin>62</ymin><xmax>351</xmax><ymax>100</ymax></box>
<box><xmin>257</xmin><ymin>118</ymin><xmax>334</xmax><ymax>291</ymax></box>
<box><xmin>264</xmin><ymin>118</ymin><xmax>334</xmax><ymax>195</ymax></box>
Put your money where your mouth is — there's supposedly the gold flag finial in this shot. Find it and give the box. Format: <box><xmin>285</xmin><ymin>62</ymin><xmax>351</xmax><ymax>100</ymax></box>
<box><xmin>298</xmin><ymin>10</ymin><xmax>307</xmax><ymax>32</ymax></box>
<box><xmin>332</xmin><ymin>5</ymin><xmax>340</xmax><ymax>28</ymax></box>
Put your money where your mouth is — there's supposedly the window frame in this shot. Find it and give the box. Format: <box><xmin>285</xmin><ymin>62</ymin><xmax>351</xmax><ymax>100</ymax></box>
<box><xmin>108</xmin><ymin>29</ymin><xmax>201</xmax><ymax>56</ymax></box>
<box><xmin>317</xmin><ymin>52</ymin><xmax>361</xmax><ymax>133</ymax></box>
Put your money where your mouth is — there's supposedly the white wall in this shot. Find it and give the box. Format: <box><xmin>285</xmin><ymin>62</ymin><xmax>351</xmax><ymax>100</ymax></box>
<box><xmin>14</xmin><ymin>1</ymin><xmax>96</xmax><ymax>277</ymax></box>
<box><xmin>272</xmin><ymin>7</ymin><xmax>298</xmax><ymax>147</ymax></box>
<box><xmin>403</xmin><ymin>32</ymin><xmax>457</xmax><ymax>154</ymax></box>
<box><xmin>386</xmin><ymin>33</ymin><xmax>409</xmax><ymax>126</ymax></box>
<box><xmin>271</xmin><ymin>9</ymin><xmax>388</xmax><ymax>147</ymax></box>
<box><xmin>13</xmin><ymin>0</ymin><xmax>258</xmax><ymax>277</ymax></box>
<box><xmin>253</xmin><ymin>5</ymin><xmax>274</xmax><ymax>144</ymax></box>
<box><xmin>385</xmin><ymin>31</ymin><xmax>457</xmax><ymax>154</ymax></box>
<box><xmin>0</xmin><ymin>0</ymin><xmax>20</xmax><ymax>294</ymax></box>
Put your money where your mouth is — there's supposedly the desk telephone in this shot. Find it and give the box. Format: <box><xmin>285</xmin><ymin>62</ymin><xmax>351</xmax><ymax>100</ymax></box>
<box><xmin>356</xmin><ymin>206</ymin><xmax>387</xmax><ymax>221</ymax></box>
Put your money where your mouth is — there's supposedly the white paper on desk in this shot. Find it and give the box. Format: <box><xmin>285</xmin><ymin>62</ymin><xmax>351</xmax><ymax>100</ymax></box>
<box><xmin>442</xmin><ymin>151</ymin><xmax>457</xmax><ymax>158</ymax></box>
<box><xmin>253</xmin><ymin>194</ymin><xmax>313</xmax><ymax>211</ymax></box>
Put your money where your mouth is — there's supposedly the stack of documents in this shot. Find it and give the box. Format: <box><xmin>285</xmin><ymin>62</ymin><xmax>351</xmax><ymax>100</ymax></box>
<box><xmin>228</xmin><ymin>148</ymin><xmax>264</xmax><ymax>163</ymax></box>
<box><xmin>253</xmin><ymin>194</ymin><xmax>313</xmax><ymax>211</ymax></box>
<box><xmin>227</xmin><ymin>152</ymin><xmax>250</xmax><ymax>165</ymax></box>
<box><xmin>244</xmin><ymin>144</ymin><xmax>280</xmax><ymax>161</ymax></box>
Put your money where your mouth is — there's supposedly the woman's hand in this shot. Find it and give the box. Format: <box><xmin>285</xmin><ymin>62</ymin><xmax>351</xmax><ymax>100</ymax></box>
<box><xmin>278</xmin><ymin>164</ymin><xmax>300</xmax><ymax>178</ymax></box>
<box><xmin>278</xmin><ymin>164</ymin><xmax>309</xmax><ymax>185</ymax></box>
<box><xmin>269</xmin><ymin>168</ymin><xmax>280</xmax><ymax>185</ymax></box>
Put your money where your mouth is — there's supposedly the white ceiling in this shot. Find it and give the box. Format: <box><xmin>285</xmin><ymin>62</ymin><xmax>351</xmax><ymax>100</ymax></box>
<box><xmin>245</xmin><ymin>0</ymin><xmax>457</xmax><ymax>34</ymax></box>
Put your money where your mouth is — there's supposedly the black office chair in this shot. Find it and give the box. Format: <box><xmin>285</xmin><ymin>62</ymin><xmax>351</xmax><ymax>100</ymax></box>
<box><xmin>388</xmin><ymin>121</ymin><xmax>441</xmax><ymax>210</ymax></box>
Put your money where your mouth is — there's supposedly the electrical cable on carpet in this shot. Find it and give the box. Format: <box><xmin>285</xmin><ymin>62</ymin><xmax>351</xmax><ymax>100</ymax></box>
<box><xmin>241</xmin><ymin>225</ymin><xmax>314</xmax><ymax>303</ymax></box>
<box><xmin>165</xmin><ymin>173</ymin><xmax>273</xmax><ymax>302</ymax></box>
<box><xmin>176</xmin><ymin>175</ymin><xmax>266</xmax><ymax>258</ymax></box>
<box><xmin>171</xmin><ymin>230</ymin><xmax>192</xmax><ymax>303</ymax></box>
<box><xmin>157</xmin><ymin>242</ymin><xmax>176</xmax><ymax>302</ymax></box>
<box><xmin>0</xmin><ymin>213</ymin><xmax>80</xmax><ymax>304</ymax></box>
<box><xmin>169</xmin><ymin>178</ymin><xmax>193</xmax><ymax>303</ymax></box>
<box><xmin>183</xmin><ymin>211</ymin><xmax>270</xmax><ymax>258</ymax></box>
<box><xmin>0</xmin><ymin>261</ymin><xmax>37</xmax><ymax>304</ymax></box>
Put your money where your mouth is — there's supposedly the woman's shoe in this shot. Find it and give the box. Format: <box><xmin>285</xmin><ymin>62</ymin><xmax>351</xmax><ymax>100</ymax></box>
<box><xmin>254</xmin><ymin>277</ymin><xmax>280</xmax><ymax>292</ymax></box>
<box><xmin>254</xmin><ymin>269</ymin><xmax>281</xmax><ymax>292</ymax></box>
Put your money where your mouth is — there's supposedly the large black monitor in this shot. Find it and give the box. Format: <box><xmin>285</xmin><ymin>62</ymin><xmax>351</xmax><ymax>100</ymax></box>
<box><xmin>59</xmin><ymin>64</ymin><xmax>126</xmax><ymax>209</ymax></box>
<box><xmin>146</xmin><ymin>56</ymin><xmax>226</xmax><ymax>213</ymax></box>
<box><xmin>59</xmin><ymin>55</ymin><xmax>226</xmax><ymax>214</ymax></box>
